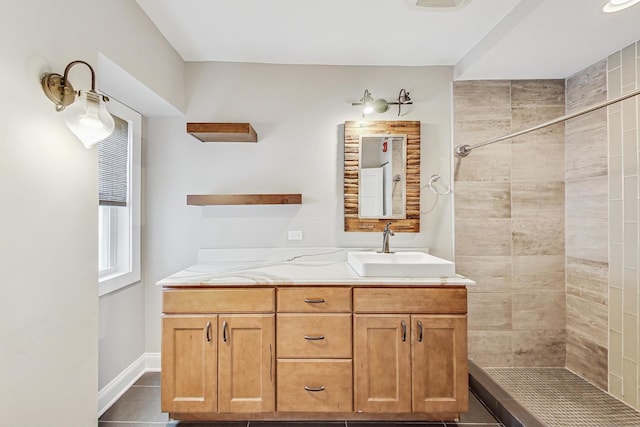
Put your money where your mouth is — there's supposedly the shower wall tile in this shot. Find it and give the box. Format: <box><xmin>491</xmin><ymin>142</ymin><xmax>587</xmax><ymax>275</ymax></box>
<box><xmin>511</xmin><ymin>143</ymin><xmax>565</xmax><ymax>182</ymax></box>
<box><xmin>610</xmin><ymin>330</ymin><xmax>623</xmax><ymax>376</ymax></box>
<box><xmin>610</xmin><ymin>200</ymin><xmax>623</xmax><ymax>243</ymax></box>
<box><xmin>610</xmin><ymin>288</ymin><xmax>623</xmax><ymax>333</ymax></box>
<box><xmin>623</xmin><ymin>358</ymin><xmax>638</xmax><ymax>407</ymax></box>
<box><xmin>453</xmin><ymin>80</ymin><xmax>511</xmax><ymax>120</ymax></box>
<box><xmin>622</xmin><ymin>43</ymin><xmax>637</xmax><ymax>88</ymax></box>
<box><xmin>608</xmin><ymin>65</ymin><xmax>622</xmax><ymax>99</ymax></box>
<box><xmin>610</xmin><ymin>243</ymin><xmax>623</xmax><ymax>289</ymax></box>
<box><xmin>566</xmin><ymin>60</ymin><xmax>606</xmax><ymax>111</ymax></box>
<box><xmin>565</xmin><ymin>111</ymin><xmax>608</xmax><ymax>180</ymax></box>
<box><xmin>513</xmin><ymin>255</ymin><xmax>565</xmax><ymax>292</ymax></box>
<box><xmin>566</xmin><ymin>330</ymin><xmax>608</xmax><ymax>390</ymax></box>
<box><xmin>456</xmin><ymin>256</ymin><xmax>512</xmax><ymax>293</ymax></box>
<box><xmin>623</xmin><ymin>267</ymin><xmax>638</xmax><ymax>315</ymax></box>
<box><xmin>609</xmin><ymin>51</ymin><xmax>621</xmax><ymax>71</ymax></box>
<box><xmin>455</xmin><ymin>182</ymin><xmax>511</xmax><ymax>218</ymax></box>
<box><xmin>566</xmin><ymin>294</ymin><xmax>608</xmax><ymax>349</ymax></box>
<box><xmin>511</xmin><ymin>80</ymin><xmax>565</xmax><ymax>106</ymax></box>
<box><xmin>453</xmin><ymin>142</ymin><xmax>511</xmax><ymax>182</ymax></box>
<box><xmin>512</xmin><ymin>217</ymin><xmax>564</xmax><ymax>256</ymax></box>
<box><xmin>511</xmin><ymin>182</ymin><xmax>564</xmax><ymax>218</ymax></box>
<box><xmin>513</xmin><ymin>330</ymin><xmax>565</xmax><ymax>367</ymax></box>
<box><xmin>512</xmin><ymin>291</ymin><xmax>565</xmax><ymax>331</ymax></box>
<box><xmin>467</xmin><ymin>331</ymin><xmax>513</xmax><ymax>367</ymax></box>
<box><xmin>610</xmin><ymin>374</ymin><xmax>623</xmax><ymax>400</ymax></box>
<box><xmin>623</xmin><ymin>314</ymin><xmax>638</xmax><ymax>362</ymax></box>
<box><xmin>609</xmin><ymin>110</ymin><xmax>622</xmax><ymax>157</ymax></box>
<box><xmin>566</xmin><ymin>257</ymin><xmax>608</xmax><ymax>305</ymax></box>
<box><xmin>455</xmin><ymin>218</ymin><xmax>511</xmax><ymax>256</ymax></box>
<box><xmin>467</xmin><ymin>293</ymin><xmax>512</xmax><ymax>331</ymax></box>
<box><xmin>566</xmin><ymin>217</ymin><xmax>608</xmax><ymax>263</ymax></box>
<box><xmin>565</xmin><ymin>176</ymin><xmax>607</xmax><ymax>219</ymax></box>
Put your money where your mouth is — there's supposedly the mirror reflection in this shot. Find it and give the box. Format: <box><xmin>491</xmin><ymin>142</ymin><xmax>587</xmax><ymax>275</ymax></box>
<box><xmin>358</xmin><ymin>135</ymin><xmax>406</xmax><ymax>219</ymax></box>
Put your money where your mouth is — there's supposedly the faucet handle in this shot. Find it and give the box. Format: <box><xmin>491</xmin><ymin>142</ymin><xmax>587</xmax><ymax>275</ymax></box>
<box><xmin>384</xmin><ymin>222</ymin><xmax>395</xmax><ymax>235</ymax></box>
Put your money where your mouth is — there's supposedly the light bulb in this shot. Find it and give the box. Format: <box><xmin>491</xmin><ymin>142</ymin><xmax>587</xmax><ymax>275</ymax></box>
<box><xmin>64</xmin><ymin>91</ymin><xmax>115</xmax><ymax>149</ymax></box>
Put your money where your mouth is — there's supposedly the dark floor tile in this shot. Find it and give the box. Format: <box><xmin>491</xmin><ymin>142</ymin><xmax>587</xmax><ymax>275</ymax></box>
<box><xmin>348</xmin><ymin>422</ymin><xmax>444</xmax><ymax>426</ymax></box>
<box><xmin>99</xmin><ymin>386</ymin><xmax>168</xmax><ymax>423</ymax></box>
<box><xmin>134</xmin><ymin>371</ymin><xmax>162</xmax><ymax>386</ymax></box>
<box><xmin>458</xmin><ymin>392</ymin><xmax>500</xmax><ymax>424</ymax></box>
<box><xmin>250</xmin><ymin>423</ymin><xmax>343</xmax><ymax>427</ymax></box>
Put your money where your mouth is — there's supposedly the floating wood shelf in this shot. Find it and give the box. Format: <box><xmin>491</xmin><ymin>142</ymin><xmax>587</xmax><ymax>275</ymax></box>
<box><xmin>187</xmin><ymin>123</ymin><xmax>258</xmax><ymax>142</ymax></box>
<box><xmin>187</xmin><ymin>194</ymin><xmax>302</xmax><ymax>206</ymax></box>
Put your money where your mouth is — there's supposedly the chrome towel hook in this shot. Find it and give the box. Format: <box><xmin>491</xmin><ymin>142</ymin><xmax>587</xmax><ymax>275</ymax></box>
<box><xmin>427</xmin><ymin>174</ymin><xmax>451</xmax><ymax>196</ymax></box>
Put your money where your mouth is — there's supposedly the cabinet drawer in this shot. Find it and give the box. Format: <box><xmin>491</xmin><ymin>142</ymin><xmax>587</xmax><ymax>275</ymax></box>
<box><xmin>277</xmin><ymin>287</ymin><xmax>351</xmax><ymax>312</ymax></box>
<box><xmin>277</xmin><ymin>359</ymin><xmax>352</xmax><ymax>412</ymax></box>
<box><xmin>277</xmin><ymin>314</ymin><xmax>352</xmax><ymax>358</ymax></box>
<box><xmin>353</xmin><ymin>287</ymin><xmax>467</xmax><ymax>314</ymax></box>
<box><xmin>163</xmin><ymin>288</ymin><xmax>274</xmax><ymax>313</ymax></box>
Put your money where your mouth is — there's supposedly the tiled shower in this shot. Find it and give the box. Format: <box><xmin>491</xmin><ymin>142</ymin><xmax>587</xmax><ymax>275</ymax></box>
<box><xmin>453</xmin><ymin>40</ymin><xmax>640</xmax><ymax>421</ymax></box>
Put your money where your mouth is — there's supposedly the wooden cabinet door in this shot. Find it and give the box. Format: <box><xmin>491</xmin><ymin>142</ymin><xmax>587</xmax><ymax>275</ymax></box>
<box><xmin>412</xmin><ymin>315</ymin><xmax>468</xmax><ymax>413</ymax></box>
<box><xmin>218</xmin><ymin>314</ymin><xmax>275</xmax><ymax>413</ymax></box>
<box><xmin>354</xmin><ymin>314</ymin><xmax>411</xmax><ymax>413</ymax></box>
<box><xmin>161</xmin><ymin>315</ymin><xmax>217</xmax><ymax>413</ymax></box>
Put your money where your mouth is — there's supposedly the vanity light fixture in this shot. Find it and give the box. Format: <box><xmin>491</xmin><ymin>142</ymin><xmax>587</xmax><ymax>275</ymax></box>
<box><xmin>352</xmin><ymin>89</ymin><xmax>413</xmax><ymax>117</ymax></box>
<box><xmin>603</xmin><ymin>0</ymin><xmax>640</xmax><ymax>12</ymax></box>
<box><xmin>41</xmin><ymin>60</ymin><xmax>115</xmax><ymax>149</ymax></box>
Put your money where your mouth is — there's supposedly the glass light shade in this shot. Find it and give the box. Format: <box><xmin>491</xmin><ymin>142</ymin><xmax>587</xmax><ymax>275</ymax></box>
<box><xmin>603</xmin><ymin>0</ymin><xmax>640</xmax><ymax>12</ymax></box>
<box><xmin>64</xmin><ymin>90</ymin><xmax>115</xmax><ymax>149</ymax></box>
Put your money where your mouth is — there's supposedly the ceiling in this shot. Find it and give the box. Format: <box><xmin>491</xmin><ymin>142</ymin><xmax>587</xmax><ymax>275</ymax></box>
<box><xmin>136</xmin><ymin>0</ymin><xmax>640</xmax><ymax>80</ymax></box>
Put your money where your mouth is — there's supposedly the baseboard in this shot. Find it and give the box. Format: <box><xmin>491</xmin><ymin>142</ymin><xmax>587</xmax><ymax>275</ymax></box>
<box><xmin>98</xmin><ymin>352</ymin><xmax>161</xmax><ymax>417</ymax></box>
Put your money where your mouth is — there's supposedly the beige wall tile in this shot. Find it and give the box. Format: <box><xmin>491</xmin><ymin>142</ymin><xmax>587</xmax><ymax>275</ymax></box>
<box><xmin>610</xmin><ymin>330</ymin><xmax>623</xmax><ymax>376</ymax></box>
<box><xmin>455</xmin><ymin>182</ymin><xmax>510</xmax><ymax>218</ymax></box>
<box><xmin>513</xmin><ymin>218</ymin><xmax>564</xmax><ymax>256</ymax></box>
<box><xmin>513</xmin><ymin>255</ymin><xmax>565</xmax><ymax>292</ymax></box>
<box><xmin>456</xmin><ymin>256</ymin><xmax>512</xmax><ymax>293</ymax></box>
<box><xmin>610</xmin><ymin>374</ymin><xmax>623</xmax><ymax>400</ymax></box>
<box><xmin>623</xmin><ymin>99</ymin><xmax>638</xmax><ymax>131</ymax></box>
<box><xmin>566</xmin><ymin>218</ymin><xmax>608</xmax><ymax>263</ymax></box>
<box><xmin>468</xmin><ymin>293</ymin><xmax>512</xmax><ymax>331</ymax></box>
<box><xmin>565</xmin><ymin>112</ymin><xmax>608</xmax><ymax>181</ymax></box>
<box><xmin>610</xmin><ymin>287</ymin><xmax>623</xmax><ymax>334</ymax></box>
<box><xmin>623</xmin><ymin>358</ymin><xmax>638</xmax><ymax>407</ymax></box>
<box><xmin>456</xmin><ymin>218</ymin><xmax>511</xmax><ymax>256</ymax></box>
<box><xmin>623</xmin><ymin>267</ymin><xmax>639</xmax><ymax>315</ymax></box>
<box><xmin>610</xmin><ymin>200</ymin><xmax>623</xmax><ymax>244</ymax></box>
<box><xmin>566</xmin><ymin>257</ymin><xmax>608</xmax><ymax>305</ymax></box>
<box><xmin>565</xmin><ymin>176</ymin><xmax>607</xmax><ymax>219</ymax></box>
<box><xmin>511</xmin><ymin>80</ymin><xmax>565</xmax><ymax>107</ymax></box>
<box><xmin>623</xmin><ymin>222</ymin><xmax>638</xmax><ymax>268</ymax></box>
<box><xmin>609</xmin><ymin>154</ymin><xmax>623</xmax><ymax>200</ymax></box>
<box><xmin>608</xmin><ymin>67</ymin><xmax>622</xmax><ymax>99</ymax></box>
<box><xmin>512</xmin><ymin>182</ymin><xmax>564</xmax><ymax>218</ymax></box>
<box><xmin>566</xmin><ymin>294</ymin><xmax>608</xmax><ymax>348</ymax></box>
<box><xmin>511</xmin><ymin>106</ymin><xmax>565</xmax><ymax>130</ymax></box>
<box><xmin>468</xmin><ymin>331</ymin><xmax>513</xmax><ymax>367</ymax></box>
<box><xmin>624</xmin><ymin>314</ymin><xmax>638</xmax><ymax>362</ymax></box>
<box><xmin>453</xmin><ymin>142</ymin><xmax>511</xmax><ymax>182</ymax></box>
<box><xmin>622</xmin><ymin>43</ymin><xmax>637</xmax><ymax>88</ymax></box>
<box><xmin>610</xmin><ymin>243</ymin><xmax>623</xmax><ymax>289</ymax></box>
<box><xmin>512</xmin><ymin>143</ymin><xmax>565</xmax><ymax>182</ymax></box>
<box><xmin>609</xmin><ymin>110</ymin><xmax>623</xmax><ymax>157</ymax></box>
<box><xmin>623</xmin><ymin>131</ymin><xmax>638</xmax><ymax>174</ymax></box>
<box><xmin>566</xmin><ymin>60</ymin><xmax>606</xmax><ymax>111</ymax></box>
<box><xmin>453</xmin><ymin>80</ymin><xmax>511</xmax><ymax>121</ymax></box>
<box><xmin>513</xmin><ymin>330</ymin><xmax>565</xmax><ymax>367</ymax></box>
<box><xmin>609</xmin><ymin>51</ymin><xmax>621</xmax><ymax>71</ymax></box>
<box><xmin>566</xmin><ymin>330</ymin><xmax>608</xmax><ymax>390</ymax></box>
<box><xmin>512</xmin><ymin>291</ymin><xmax>565</xmax><ymax>331</ymax></box>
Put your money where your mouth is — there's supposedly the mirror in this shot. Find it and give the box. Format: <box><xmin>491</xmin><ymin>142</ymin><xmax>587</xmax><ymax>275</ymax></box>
<box><xmin>358</xmin><ymin>135</ymin><xmax>406</xmax><ymax>219</ymax></box>
<box><xmin>344</xmin><ymin>121</ymin><xmax>420</xmax><ymax>232</ymax></box>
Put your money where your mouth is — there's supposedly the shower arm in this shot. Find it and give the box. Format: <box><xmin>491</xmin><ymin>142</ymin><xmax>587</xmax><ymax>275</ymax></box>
<box><xmin>454</xmin><ymin>87</ymin><xmax>640</xmax><ymax>158</ymax></box>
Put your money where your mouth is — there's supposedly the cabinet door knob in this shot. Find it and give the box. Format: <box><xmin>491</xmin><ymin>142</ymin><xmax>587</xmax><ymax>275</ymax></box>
<box><xmin>417</xmin><ymin>320</ymin><xmax>423</xmax><ymax>342</ymax></box>
<box><xmin>304</xmin><ymin>386</ymin><xmax>326</xmax><ymax>392</ymax></box>
<box><xmin>205</xmin><ymin>321</ymin><xmax>212</xmax><ymax>342</ymax></box>
<box><xmin>401</xmin><ymin>320</ymin><xmax>407</xmax><ymax>342</ymax></box>
<box><xmin>304</xmin><ymin>298</ymin><xmax>325</xmax><ymax>304</ymax></box>
<box><xmin>222</xmin><ymin>320</ymin><xmax>228</xmax><ymax>343</ymax></box>
<box><xmin>304</xmin><ymin>335</ymin><xmax>325</xmax><ymax>341</ymax></box>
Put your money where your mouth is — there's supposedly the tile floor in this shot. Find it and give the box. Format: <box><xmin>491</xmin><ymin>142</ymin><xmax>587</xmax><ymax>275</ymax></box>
<box><xmin>99</xmin><ymin>372</ymin><xmax>503</xmax><ymax>427</ymax></box>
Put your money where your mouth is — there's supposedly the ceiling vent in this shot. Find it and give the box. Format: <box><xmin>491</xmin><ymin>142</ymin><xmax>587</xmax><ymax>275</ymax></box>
<box><xmin>408</xmin><ymin>0</ymin><xmax>471</xmax><ymax>9</ymax></box>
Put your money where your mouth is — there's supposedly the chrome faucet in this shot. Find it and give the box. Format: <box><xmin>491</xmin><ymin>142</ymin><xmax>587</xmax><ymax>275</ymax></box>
<box><xmin>380</xmin><ymin>222</ymin><xmax>395</xmax><ymax>253</ymax></box>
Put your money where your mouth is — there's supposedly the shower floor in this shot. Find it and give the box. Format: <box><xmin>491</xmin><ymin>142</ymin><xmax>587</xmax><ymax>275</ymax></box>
<box><xmin>481</xmin><ymin>366</ymin><xmax>640</xmax><ymax>427</ymax></box>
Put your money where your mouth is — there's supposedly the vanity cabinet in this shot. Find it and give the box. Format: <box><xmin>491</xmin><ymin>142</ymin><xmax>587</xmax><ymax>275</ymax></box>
<box><xmin>161</xmin><ymin>288</ymin><xmax>275</xmax><ymax>414</ymax></box>
<box><xmin>353</xmin><ymin>288</ymin><xmax>468</xmax><ymax>415</ymax></box>
<box><xmin>161</xmin><ymin>285</ymin><xmax>467</xmax><ymax>421</ymax></box>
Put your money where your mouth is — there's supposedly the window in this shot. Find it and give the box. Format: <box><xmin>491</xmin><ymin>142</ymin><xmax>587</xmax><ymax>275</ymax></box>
<box><xmin>98</xmin><ymin>97</ymin><xmax>141</xmax><ymax>296</ymax></box>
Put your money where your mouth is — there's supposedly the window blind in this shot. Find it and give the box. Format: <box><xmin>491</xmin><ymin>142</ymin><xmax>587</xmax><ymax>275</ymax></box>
<box><xmin>98</xmin><ymin>115</ymin><xmax>129</xmax><ymax>207</ymax></box>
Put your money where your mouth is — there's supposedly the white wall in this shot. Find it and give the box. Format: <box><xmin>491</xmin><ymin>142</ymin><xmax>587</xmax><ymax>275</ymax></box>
<box><xmin>0</xmin><ymin>1</ymin><xmax>184</xmax><ymax>425</ymax></box>
<box><xmin>144</xmin><ymin>62</ymin><xmax>455</xmax><ymax>352</ymax></box>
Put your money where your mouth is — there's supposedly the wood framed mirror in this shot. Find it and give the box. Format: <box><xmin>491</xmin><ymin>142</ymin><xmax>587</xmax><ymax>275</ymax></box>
<box><xmin>344</xmin><ymin>120</ymin><xmax>420</xmax><ymax>232</ymax></box>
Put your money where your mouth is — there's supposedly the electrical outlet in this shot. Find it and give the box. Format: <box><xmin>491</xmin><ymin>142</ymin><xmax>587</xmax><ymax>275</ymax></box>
<box><xmin>288</xmin><ymin>230</ymin><xmax>303</xmax><ymax>240</ymax></box>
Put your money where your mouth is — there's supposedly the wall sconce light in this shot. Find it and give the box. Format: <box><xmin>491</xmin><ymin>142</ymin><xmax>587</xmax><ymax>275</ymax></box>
<box><xmin>352</xmin><ymin>88</ymin><xmax>413</xmax><ymax>117</ymax></box>
<box><xmin>41</xmin><ymin>60</ymin><xmax>115</xmax><ymax>149</ymax></box>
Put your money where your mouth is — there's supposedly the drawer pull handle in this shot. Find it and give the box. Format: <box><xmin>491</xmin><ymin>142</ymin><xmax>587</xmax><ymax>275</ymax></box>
<box><xmin>304</xmin><ymin>386</ymin><xmax>326</xmax><ymax>392</ymax></box>
<box><xmin>401</xmin><ymin>320</ymin><xmax>407</xmax><ymax>342</ymax></box>
<box><xmin>304</xmin><ymin>298</ymin><xmax>325</xmax><ymax>304</ymax></box>
<box><xmin>304</xmin><ymin>335</ymin><xmax>325</xmax><ymax>341</ymax></box>
<box><xmin>222</xmin><ymin>320</ymin><xmax>228</xmax><ymax>343</ymax></box>
<box><xmin>417</xmin><ymin>320</ymin><xmax>423</xmax><ymax>342</ymax></box>
<box><xmin>205</xmin><ymin>321</ymin><xmax>212</xmax><ymax>342</ymax></box>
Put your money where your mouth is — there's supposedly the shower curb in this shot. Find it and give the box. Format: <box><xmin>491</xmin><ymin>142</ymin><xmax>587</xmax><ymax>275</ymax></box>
<box><xmin>468</xmin><ymin>360</ymin><xmax>547</xmax><ymax>427</ymax></box>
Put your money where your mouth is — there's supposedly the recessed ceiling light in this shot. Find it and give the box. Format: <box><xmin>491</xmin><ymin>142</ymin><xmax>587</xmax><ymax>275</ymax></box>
<box><xmin>603</xmin><ymin>0</ymin><xmax>640</xmax><ymax>13</ymax></box>
<box><xmin>408</xmin><ymin>0</ymin><xmax>471</xmax><ymax>10</ymax></box>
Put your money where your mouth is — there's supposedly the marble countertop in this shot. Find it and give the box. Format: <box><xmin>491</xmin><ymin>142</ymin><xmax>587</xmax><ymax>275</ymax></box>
<box><xmin>157</xmin><ymin>248</ymin><xmax>475</xmax><ymax>287</ymax></box>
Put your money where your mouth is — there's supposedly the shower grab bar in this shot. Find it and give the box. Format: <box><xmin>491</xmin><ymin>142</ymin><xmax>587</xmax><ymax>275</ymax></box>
<box><xmin>454</xmin><ymin>87</ymin><xmax>640</xmax><ymax>158</ymax></box>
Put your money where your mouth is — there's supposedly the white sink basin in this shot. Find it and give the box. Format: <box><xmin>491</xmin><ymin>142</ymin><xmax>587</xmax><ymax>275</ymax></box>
<box><xmin>347</xmin><ymin>251</ymin><xmax>455</xmax><ymax>278</ymax></box>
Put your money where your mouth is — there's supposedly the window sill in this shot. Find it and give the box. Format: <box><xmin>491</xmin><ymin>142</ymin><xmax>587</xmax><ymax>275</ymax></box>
<box><xmin>99</xmin><ymin>270</ymin><xmax>141</xmax><ymax>297</ymax></box>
